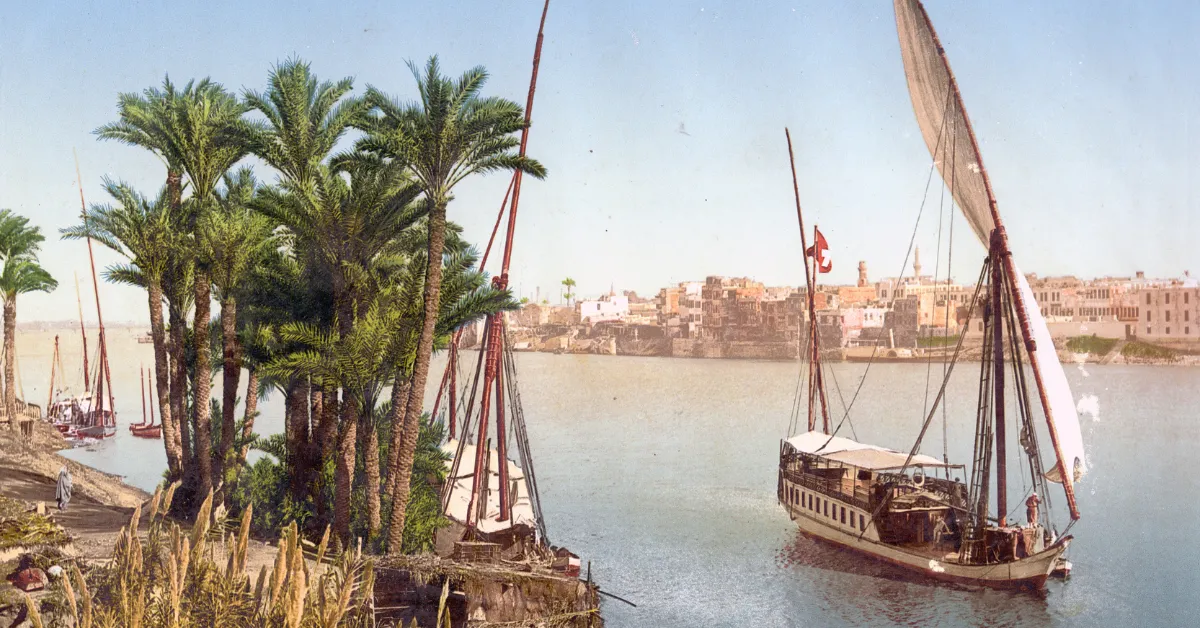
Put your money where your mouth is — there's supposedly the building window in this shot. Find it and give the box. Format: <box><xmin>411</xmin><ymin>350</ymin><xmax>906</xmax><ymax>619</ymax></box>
<box><xmin>1187</xmin><ymin>293</ymin><xmax>1191</xmax><ymax>304</ymax></box>
<box><xmin>1166</xmin><ymin>294</ymin><xmax>1171</xmax><ymax>304</ymax></box>
<box><xmin>1167</xmin><ymin>327</ymin><xmax>1171</xmax><ymax>335</ymax></box>
<box><xmin>1187</xmin><ymin>327</ymin><xmax>1191</xmax><ymax>335</ymax></box>
<box><xmin>1167</xmin><ymin>311</ymin><xmax>1171</xmax><ymax>322</ymax></box>
<box><xmin>1147</xmin><ymin>311</ymin><xmax>1152</xmax><ymax>321</ymax></box>
<box><xmin>1148</xmin><ymin>327</ymin><xmax>1152</xmax><ymax>335</ymax></box>
<box><xmin>1147</xmin><ymin>294</ymin><xmax>1152</xmax><ymax>305</ymax></box>
<box><xmin>1187</xmin><ymin>311</ymin><xmax>1191</xmax><ymax>322</ymax></box>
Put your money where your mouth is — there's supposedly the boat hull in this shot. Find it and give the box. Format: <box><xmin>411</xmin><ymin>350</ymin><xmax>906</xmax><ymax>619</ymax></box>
<box><xmin>129</xmin><ymin>424</ymin><xmax>162</xmax><ymax>438</ymax></box>
<box><xmin>782</xmin><ymin>498</ymin><xmax>1069</xmax><ymax>589</ymax></box>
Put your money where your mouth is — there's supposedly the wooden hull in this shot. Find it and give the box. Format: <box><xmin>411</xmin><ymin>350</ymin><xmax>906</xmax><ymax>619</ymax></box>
<box><xmin>73</xmin><ymin>425</ymin><xmax>116</xmax><ymax>439</ymax></box>
<box><xmin>129</xmin><ymin>424</ymin><xmax>162</xmax><ymax>438</ymax></box>
<box><xmin>782</xmin><ymin>498</ymin><xmax>1069</xmax><ymax>589</ymax></box>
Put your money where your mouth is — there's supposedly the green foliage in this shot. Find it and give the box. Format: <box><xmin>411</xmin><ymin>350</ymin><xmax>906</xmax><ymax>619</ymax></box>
<box><xmin>0</xmin><ymin>496</ymin><xmax>70</xmax><ymax>550</ymax></box>
<box><xmin>1121</xmin><ymin>339</ymin><xmax>1179</xmax><ymax>361</ymax></box>
<box><xmin>917</xmin><ymin>334</ymin><xmax>960</xmax><ymax>348</ymax></box>
<box><xmin>1065</xmin><ymin>334</ymin><xmax>1119</xmax><ymax>355</ymax></box>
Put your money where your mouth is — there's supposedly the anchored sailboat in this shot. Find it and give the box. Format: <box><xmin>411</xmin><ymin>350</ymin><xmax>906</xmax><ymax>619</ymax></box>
<box><xmin>776</xmin><ymin>0</ymin><xmax>1085</xmax><ymax>589</ymax></box>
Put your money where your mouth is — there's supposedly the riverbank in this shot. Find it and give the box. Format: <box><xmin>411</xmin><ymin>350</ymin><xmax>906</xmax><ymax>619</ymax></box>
<box><xmin>500</xmin><ymin>334</ymin><xmax>1200</xmax><ymax>366</ymax></box>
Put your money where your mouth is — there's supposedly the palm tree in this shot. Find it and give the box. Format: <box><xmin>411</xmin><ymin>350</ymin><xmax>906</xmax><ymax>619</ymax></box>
<box><xmin>562</xmin><ymin>277</ymin><xmax>576</xmax><ymax>306</ymax></box>
<box><xmin>0</xmin><ymin>210</ymin><xmax>55</xmax><ymax>426</ymax></box>
<box><xmin>171</xmin><ymin>79</ymin><xmax>249</xmax><ymax>493</ymax></box>
<box><xmin>95</xmin><ymin>78</ymin><xmax>193</xmax><ymax>464</ymax></box>
<box><xmin>355</xmin><ymin>56</ymin><xmax>545</xmax><ymax>553</ymax></box>
<box><xmin>242</xmin><ymin>59</ymin><xmax>367</xmax><ymax>192</ymax></box>
<box><xmin>207</xmin><ymin>168</ymin><xmax>277</xmax><ymax>486</ymax></box>
<box><xmin>60</xmin><ymin>182</ymin><xmax>184</xmax><ymax>476</ymax></box>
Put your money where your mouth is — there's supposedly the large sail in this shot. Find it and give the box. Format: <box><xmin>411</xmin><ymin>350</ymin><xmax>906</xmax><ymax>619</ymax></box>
<box><xmin>1013</xmin><ymin>268</ymin><xmax>1087</xmax><ymax>483</ymax></box>
<box><xmin>894</xmin><ymin>0</ymin><xmax>995</xmax><ymax>245</ymax></box>
<box><xmin>893</xmin><ymin>0</ymin><xmax>1087</xmax><ymax>512</ymax></box>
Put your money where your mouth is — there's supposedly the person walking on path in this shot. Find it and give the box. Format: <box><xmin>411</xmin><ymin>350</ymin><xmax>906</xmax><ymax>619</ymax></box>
<box><xmin>55</xmin><ymin>465</ymin><xmax>72</xmax><ymax>511</ymax></box>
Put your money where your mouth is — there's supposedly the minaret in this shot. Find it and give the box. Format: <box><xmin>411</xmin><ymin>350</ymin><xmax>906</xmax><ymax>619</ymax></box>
<box><xmin>913</xmin><ymin>246</ymin><xmax>922</xmax><ymax>279</ymax></box>
<box><xmin>857</xmin><ymin>261</ymin><xmax>868</xmax><ymax>287</ymax></box>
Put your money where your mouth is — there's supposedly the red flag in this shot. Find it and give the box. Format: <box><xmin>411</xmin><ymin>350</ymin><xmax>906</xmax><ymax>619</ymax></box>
<box><xmin>805</xmin><ymin>227</ymin><xmax>832</xmax><ymax>273</ymax></box>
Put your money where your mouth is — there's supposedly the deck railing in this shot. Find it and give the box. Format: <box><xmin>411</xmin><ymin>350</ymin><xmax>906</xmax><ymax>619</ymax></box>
<box><xmin>781</xmin><ymin>467</ymin><xmax>871</xmax><ymax>511</ymax></box>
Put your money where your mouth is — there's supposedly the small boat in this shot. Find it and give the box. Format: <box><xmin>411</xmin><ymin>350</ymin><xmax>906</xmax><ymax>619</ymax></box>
<box><xmin>136</xmin><ymin>333</ymin><xmax>154</xmax><ymax>344</ymax></box>
<box><xmin>129</xmin><ymin>366</ymin><xmax>161</xmax><ymax>439</ymax></box>
<box><xmin>776</xmin><ymin>0</ymin><xmax>1085</xmax><ymax>590</ymax></box>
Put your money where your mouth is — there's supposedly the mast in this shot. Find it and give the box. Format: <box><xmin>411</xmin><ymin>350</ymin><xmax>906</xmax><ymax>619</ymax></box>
<box><xmin>47</xmin><ymin>336</ymin><xmax>59</xmax><ymax>412</ymax></box>
<box><xmin>149</xmin><ymin>374</ymin><xmax>156</xmax><ymax>426</ymax></box>
<box><xmin>989</xmin><ymin>232</ymin><xmax>1007</xmax><ymax>525</ymax></box>
<box><xmin>75</xmin><ymin>151</ymin><xmax>116</xmax><ymax>428</ymax></box>
<box><xmin>784</xmin><ymin>129</ymin><xmax>831</xmax><ymax>433</ymax></box>
<box><xmin>895</xmin><ymin>0</ymin><xmax>1082</xmax><ymax>520</ymax></box>
<box><xmin>140</xmin><ymin>365</ymin><xmax>147</xmax><ymax>427</ymax></box>
<box><xmin>74</xmin><ymin>273</ymin><xmax>89</xmax><ymax>394</ymax></box>
<box><xmin>463</xmin><ymin>0</ymin><xmax>552</xmax><ymax>534</ymax></box>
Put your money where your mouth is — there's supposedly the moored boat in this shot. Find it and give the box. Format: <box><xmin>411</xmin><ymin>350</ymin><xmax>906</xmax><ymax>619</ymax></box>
<box><xmin>775</xmin><ymin>0</ymin><xmax>1086</xmax><ymax>590</ymax></box>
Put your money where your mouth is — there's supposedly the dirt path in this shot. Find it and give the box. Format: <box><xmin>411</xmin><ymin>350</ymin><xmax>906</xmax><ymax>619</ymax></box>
<box><xmin>0</xmin><ymin>467</ymin><xmax>136</xmax><ymax>560</ymax></box>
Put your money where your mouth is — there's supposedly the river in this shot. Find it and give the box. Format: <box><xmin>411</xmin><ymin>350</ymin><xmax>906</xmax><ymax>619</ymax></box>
<box><xmin>15</xmin><ymin>329</ymin><xmax>1198</xmax><ymax>626</ymax></box>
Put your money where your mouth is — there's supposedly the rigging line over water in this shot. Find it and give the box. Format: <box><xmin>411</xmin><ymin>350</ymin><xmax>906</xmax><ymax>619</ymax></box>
<box><xmin>821</xmin><ymin>85</ymin><xmax>955</xmax><ymax>447</ymax></box>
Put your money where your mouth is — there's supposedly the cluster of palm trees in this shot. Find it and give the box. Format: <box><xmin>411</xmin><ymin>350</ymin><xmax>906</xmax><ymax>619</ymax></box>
<box><xmin>66</xmin><ymin>57</ymin><xmax>544</xmax><ymax>553</ymax></box>
<box><xmin>0</xmin><ymin>211</ymin><xmax>57</xmax><ymax>429</ymax></box>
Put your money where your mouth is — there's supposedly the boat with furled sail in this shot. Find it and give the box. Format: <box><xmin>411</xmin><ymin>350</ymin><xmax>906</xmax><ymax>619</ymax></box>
<box><xmin>129</xmin><ymin>366</ymin><xmax>161</xmax><ymax>438</ymax></box>
<box><xmin>775</xmin><ymin>0</ymin><xmax>1085</xmax><ymax>589</ymax></box>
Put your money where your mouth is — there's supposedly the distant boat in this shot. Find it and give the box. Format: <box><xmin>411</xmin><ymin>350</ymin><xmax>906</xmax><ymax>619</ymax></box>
<box><xmin>136</xmin><ymin>332</ymin><xmax>154</xmax><ymax>344</ymax></box>
<box><xmin>776</xmin><ymin>0</ymin><xmax>1084</xmax><ymax>590</ymax></box>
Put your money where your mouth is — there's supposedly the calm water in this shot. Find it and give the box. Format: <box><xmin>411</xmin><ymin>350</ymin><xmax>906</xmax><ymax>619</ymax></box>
<box><xmin>18</xmin><ymin>330</ymin><xmax>1198</xmax><ymax>627</ymax></box>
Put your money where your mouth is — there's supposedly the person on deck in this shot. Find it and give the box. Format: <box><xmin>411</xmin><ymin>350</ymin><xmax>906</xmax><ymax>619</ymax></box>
<box><xmin>56</xmin><ymin>466</ymin><xmax>72</xmax><ymax>511</ymax></box>
<box><xmin>1026</xmin><ymin>492</ymin><xmax>1041</xmax><ymax>527</ymax></box>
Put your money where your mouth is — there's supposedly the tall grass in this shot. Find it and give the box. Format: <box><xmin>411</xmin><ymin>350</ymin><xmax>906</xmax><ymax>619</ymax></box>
<box><xmin>30</xmin><ymin>482</ymin><xmax>377</xmax><ymax>627</ymax></box>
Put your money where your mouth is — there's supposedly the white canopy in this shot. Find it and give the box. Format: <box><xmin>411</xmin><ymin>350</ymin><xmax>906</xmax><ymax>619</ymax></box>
<box><xmin>441</xmin><ymin>440</ymin><xmax>538</xmax><ymax>535</ymax></box>
<box><xmin>786</xmin><ymin>430</ymin><xmax>956</xmax><ymax>469</ymax></box>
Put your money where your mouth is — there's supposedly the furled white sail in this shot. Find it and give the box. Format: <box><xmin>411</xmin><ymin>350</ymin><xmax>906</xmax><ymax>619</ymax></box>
<box><xmin>1013</xmin><ymin>268</ymin><xmax>1088</xmax><ymax>486</ymax></box>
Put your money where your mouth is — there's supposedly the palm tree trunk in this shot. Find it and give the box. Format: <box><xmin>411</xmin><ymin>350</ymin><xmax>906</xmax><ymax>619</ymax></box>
<box><xmin>148</xmin><ymin>282</ymin><xmax>181</xmax><ymax>478</ymax></box>
<box><xmin>192</xmin><ymin>270</ymin><xmax>214</xmax><ymax>492</ymax></box>
<box><xmin>334</xmin><ymin>392</ymin><xmax>359</xmax><ymax>544</ymax></box>
<box><xmin>169</xmin><ymin>309</ymin><xmax>191</xmax><ymax>470</ymax></box>
<box><xmin>382</xmin><ymin>373</ymin><xmax>410</xmax><ymax>502</ymax></box>
<box><xmin>387</xmin><ymin>199</ymin><xmax>448</xmax><ymax>554</ymax></box>
<box><xmin>3</xmin><ymin>297</ymin><xmax>16</xmax><ymax>428</ymax></box>
<box><xmin>235</xmin><ymin>366</ymin><xmax>259</xmax><ymax>481</ymax></box>
<box><xmin>216</xmin><ymin>296</ymin><xmax>240</xmax><ymax>485</ymax></box>
<box><xmin>364</xmin><ymin>409</ymin><xmax>381</xmax><ymax>536</ymax></box>
<box><xmin>285</xmin><ymin>379</ymin><xmax>310</xmax><ymax>501</ymax></box>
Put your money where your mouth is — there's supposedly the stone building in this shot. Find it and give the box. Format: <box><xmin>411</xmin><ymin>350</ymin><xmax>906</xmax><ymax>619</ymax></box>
<box><xmin>1139</xmin><ymin>282</ymin><xmax>1200</xmax><ymax>344</ymax></box>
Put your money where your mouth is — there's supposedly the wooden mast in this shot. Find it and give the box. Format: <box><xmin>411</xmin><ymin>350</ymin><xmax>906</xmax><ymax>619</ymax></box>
<box><xmin>47</xmin><ymin>336</ymin><xmax>59</xmax><ymax>412</ymax></box>
<box><xmin>784</xmin><ymin>129</ymin><xmax>831</xmax><ymax>433</ymax></box>
<box><xmin>74</xmin><ymin>273</ymin><xmax>89</xmax><ymax>394</ymax></box>
<box><xmin>140</xmin><ymin>365</ymin><xmax>147</xmax><ymax>427</ymax></box>
<box><xmin>989</xmin><ymin>231</ymin><xmax>1007</xmax><ymax>526</ymax></box>
<box><xmin>909</xmin><ymin>0</ymin><xmax>1079</xmax><ymax>520</ymax></box>
<box><xmin>149</xmin><ymin>375</ymin><xmax>156</xmax><ymax>426</ymax></box>
<box><xmin>464</xmin><ymin>0</ymin><xmax>552</xmax><ymax>532</ymax></box>
<box><xmin>75</xmin><ymin>151</ymin><xmax>115</xmax><ymax>430</ymax></box>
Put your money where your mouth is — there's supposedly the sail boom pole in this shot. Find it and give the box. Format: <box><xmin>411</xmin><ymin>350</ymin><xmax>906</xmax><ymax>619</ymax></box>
<box><xmin>785</xmin><ymin>129</ymin><xmax>828</xmax><ymax>433</ymax></box>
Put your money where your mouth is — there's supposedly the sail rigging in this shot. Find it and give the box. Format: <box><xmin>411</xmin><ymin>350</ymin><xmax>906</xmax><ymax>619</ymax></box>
<box><xmin>893</xmin><ymin>0</ymin><xmax>1086</xmax><ymax>519</ymax></box>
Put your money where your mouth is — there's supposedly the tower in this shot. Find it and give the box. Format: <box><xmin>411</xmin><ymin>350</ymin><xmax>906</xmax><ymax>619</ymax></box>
<box><xmin>857</xmin><ymin>261</ymin><xmax>869</xmax><ymax>288</ymax></box>
<box><xmin>913</xmin><ymin>246</ymin><xmax>922</xmax><ymax>279</ymax></box>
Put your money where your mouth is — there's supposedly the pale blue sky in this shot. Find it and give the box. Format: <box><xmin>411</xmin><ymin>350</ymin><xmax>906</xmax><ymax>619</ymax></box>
<box><xmin>1</xmin><ymin>1</ymin><xmax>1196</xmax><ymax>323</ymax></box>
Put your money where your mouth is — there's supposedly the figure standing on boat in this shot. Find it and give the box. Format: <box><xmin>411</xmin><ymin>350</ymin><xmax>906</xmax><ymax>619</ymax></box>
<box><xmin>1026</xmin><ymin>492</ymin><xmax>1041</xmax><ymax>527</ymax></box>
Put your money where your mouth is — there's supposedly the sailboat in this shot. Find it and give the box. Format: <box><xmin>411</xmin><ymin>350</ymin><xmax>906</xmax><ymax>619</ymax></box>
<box><xmin>427</xmin><ymin>0</ymin><xmax>589</xmax><ymax>585</ymax></box>
<box><xmin>775</xmin><ymin>0</ymin><xmax>1086</xmax><ymax>589</ymax></box>
<box><xmin>130</xmin><ymin>366</ymin><xmax>161</xmax><ymax>438</ymax></box>
<box><xmin>64</xmin><ymin>156</ymin><xmax>118</xmax><ymax>441</ymax></box>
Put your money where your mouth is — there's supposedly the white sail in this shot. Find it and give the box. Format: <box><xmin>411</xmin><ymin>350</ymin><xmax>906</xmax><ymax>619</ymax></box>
<box><xmin>1013</xmin><ymin>268</ymin><xmax>1088</xmax><ymax>485</ymax></box>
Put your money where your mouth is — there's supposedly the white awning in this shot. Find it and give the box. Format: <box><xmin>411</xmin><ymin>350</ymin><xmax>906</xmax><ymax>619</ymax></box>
<box><xmin>441</xmin><ymin>440</ymin><xmax>538</xmax><ymax>534</ymax></box>
<box><xmin>785</xmin><ymin>430</ymin><xmax>957</xmax><ymax>469</ymax></box>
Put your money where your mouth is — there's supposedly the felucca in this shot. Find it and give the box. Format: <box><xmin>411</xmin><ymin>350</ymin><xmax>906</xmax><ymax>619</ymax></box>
<box><xmin>776</xmin><ymin>0</ymin><xmax>1085</xmax><ymax>589</ymax></box>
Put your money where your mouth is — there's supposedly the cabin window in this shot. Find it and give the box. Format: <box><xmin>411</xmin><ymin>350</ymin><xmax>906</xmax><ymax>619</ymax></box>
<box><xmin>824</xmin><ymin>501</ymin><xmax>829</xmax><ymax>518</ymax></box>
<box><xmin>840</xmin><ymin>507</ymin><xmax>846</xmax><ymax>525</ymax></box>
<box><xmin>860</xmin><ymin>514</ymin><xmax>867</xmax><ymax>531</ymax></box>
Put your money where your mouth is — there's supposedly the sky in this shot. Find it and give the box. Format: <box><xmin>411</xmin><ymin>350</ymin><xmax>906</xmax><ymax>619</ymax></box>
<box><xmin>1</xmin><ymin>0</ymin><xmax>1197</xmax><ymax>324</ymax></box>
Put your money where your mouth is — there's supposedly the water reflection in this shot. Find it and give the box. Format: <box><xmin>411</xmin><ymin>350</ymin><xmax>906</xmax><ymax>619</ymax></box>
<box><xmin>777</xmin><ymin>529</ymin><xmax>1055</xmax><ymax>627</ymax></box>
